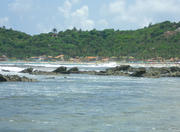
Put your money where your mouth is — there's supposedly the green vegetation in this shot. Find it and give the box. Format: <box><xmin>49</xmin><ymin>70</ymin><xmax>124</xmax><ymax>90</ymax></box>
<box><xmin>0</xmin><ymin>21</ymin><xmax>180</xmax><ymax>59</ymax></box>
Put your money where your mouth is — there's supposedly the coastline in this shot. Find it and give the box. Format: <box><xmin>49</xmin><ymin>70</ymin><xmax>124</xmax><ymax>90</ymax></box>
<box><xmin>0</xmin><ymin>60</ymin><xmax>179</xmax><ymax>68</ymax></box>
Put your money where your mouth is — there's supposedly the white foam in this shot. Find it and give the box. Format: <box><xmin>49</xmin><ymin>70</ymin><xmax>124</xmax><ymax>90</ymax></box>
<box><xmin>0</xmin><ymin>66</ymin><xmax>24</xmax><ymax>72</ymax></box>
<box><xmin>22</xmin><ymin>62</ymin><xmax>118</xmax><ymax>68</ymax></box>
<box><xmin>24</xmin><ymin>63</ymin><xmax>60</xmax><ymax>68</ymax></box>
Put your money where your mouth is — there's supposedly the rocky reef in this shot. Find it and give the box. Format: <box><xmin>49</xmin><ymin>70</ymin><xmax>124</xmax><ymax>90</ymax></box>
<box><xmin>20</xmin><ymin>67</ymin><xmax>79</xmax><ymax>75</ymax></box>
<box><xmin>0</xmin><ymin>74</ymin><xmax>37</xmax><ymax>82</ymax></box>
<box><xmin>96</xmin><ymin>65</ymin><xmax>180</xmax><ymax>78</ymax></box>
<box><xmin>20</xmin><ymin>65</ymin><xmax>180</xmax><ymax>78</ymax></box>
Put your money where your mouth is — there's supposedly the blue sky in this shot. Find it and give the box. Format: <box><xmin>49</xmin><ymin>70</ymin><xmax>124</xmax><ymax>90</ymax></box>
<box><xmin>0</xmin><ymin>0</ymin><xmax>180</xmax><ymax>35</ymax></box>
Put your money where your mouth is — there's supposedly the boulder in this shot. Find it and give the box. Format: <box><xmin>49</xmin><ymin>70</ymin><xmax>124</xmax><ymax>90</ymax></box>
<box><xmin>114</xmin><ymin>65</ymin><xmax>131</xmax><ymax>71</ymax></box>
<box><xmin>170</xmin><ymin>67</ymin><xmax>180</xmax><ymax>72</ymax></box>
<box><xmin>145</xmin><ymin>67</ymin><xmax>180</xmax><ymax>77</ymax></box>
<box><xmin>2</xmin><ymin>70</ymin><xmax>10</xmax><ymax>72</ymax></box>
<box><xmin>68</xmin><ymin>67</ymin><xmax>79</xmax><ymax>73</ymax></box>
<box><xmin>53</xmin><ymin>66</ymin><xmax>69</xmax><ymax>74</ymax></box>
<box><xmin>20</xmin><ymin>68</ymin><xmax>34</xmax><ymax>74</ymax></box>
<box><xmin>106</xmin><ymin>65</ymin><xmax>131</xmax><ymax>72</ymax></box>
<box><xmin>95</xmin><ymin>71</ymin><xmax>109</xmax><ymax>75</ymax></box>
<box><xmin>130</xmin><ymin>67</ymin><xmax>146</xmax><ymax>77</ymax></box>
<box><xmin>170</xmin><ymin>72</ymin><xmax>180</xmax><ymax>77</ymax></box>
<box><xmin>0</xmin><ymin>74</ymin><xmax>37</xmax><ymax>82</ymax></box>
<box><xmin>0</xmin><ymin>74</ymin><xmax>7</xmax><ymax>82</ymax></box>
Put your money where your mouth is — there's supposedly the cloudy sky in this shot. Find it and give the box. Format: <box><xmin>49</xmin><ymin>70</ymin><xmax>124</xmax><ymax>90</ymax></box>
<box><xmin>0</xmin><ymin>0</ymin><xmax>180</xmax><ymax>34</ymax></box>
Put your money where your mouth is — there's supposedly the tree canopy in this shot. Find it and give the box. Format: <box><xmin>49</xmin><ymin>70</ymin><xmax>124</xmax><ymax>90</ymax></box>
<box><xmin>0</xmin><ymin>21</ymin><xmax>180</xmax><ymax>59</ymax></box>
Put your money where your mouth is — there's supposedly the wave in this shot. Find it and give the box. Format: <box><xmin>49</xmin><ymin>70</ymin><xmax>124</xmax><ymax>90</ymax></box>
<box><xmin>23</xmin><ymin>62</ymin><xmax>118</xmax><ymax>68</ymax></box>
<box><xmin>0</xmin><ymin>66</ymin><xmax>24</xmax><ymax>72</ymax></box>
<box><xmin>0</xmin><ymin>62</ymin><xmax>118</xmax><ymax>73</ymax></box>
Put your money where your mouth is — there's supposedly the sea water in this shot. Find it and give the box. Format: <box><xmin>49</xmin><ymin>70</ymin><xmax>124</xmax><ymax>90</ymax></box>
<box><xmin>0</xmin><ymin>62</ymin><xmax>180</xmax><ymax>132</ymax></box>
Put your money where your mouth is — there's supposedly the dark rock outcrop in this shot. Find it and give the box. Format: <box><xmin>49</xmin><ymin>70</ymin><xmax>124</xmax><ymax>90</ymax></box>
<box><xmin>170</xmin><ymin>67</ymin><xmax>180</xmax><ymax>72</ymax></box>
<box><xmin>130</xmin><ymin>68</ymin><xmax>146</xmax><ymax>77</ymax></box>
<box><xmin>0</xmin><ymin>74</ymin><xmax>7</xmax><ymax>82</ymax></box>
<box><xmin>68</xmin><ymin>67</ymin><xmax>79</xmax><ymax>73</ymax></box>
<box><xmin>20</xmin><ymin>68</ymin><xmax>34</xmax><ymax>74</ymax></box>
<box><xmin>19</xmin><ymin>65</ymin><xmax>180</xmax><ymax>78</ymax></box>
<box><xmin>106</xmin><ymin>65</ymin><xmax>130</xmax><ymax>72</ymax></box>
<box><xmin>2</xmin><ymin>70</ymin><xmax>10</xmax><ymax>72</ymax></box>
<box><xmin>53</xmin><ymin>66</ymin><xmax>69</xmax><ymax>74</ymax></box>
<box><xmin>95</xmin><ymin>65</ymin><xmax>180</xmax><ymax>78</ymax></box>
<box><xmin>0</xmin><ymin>74</ymin><xmax>37</xmax><ymax>82</ymax></box>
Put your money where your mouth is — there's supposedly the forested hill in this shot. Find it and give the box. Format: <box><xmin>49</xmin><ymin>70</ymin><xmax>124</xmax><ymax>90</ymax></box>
<box><xmin>0</xmin><ymin>21</ymin><xmax>180</xmax><ymax>59</ymax></box>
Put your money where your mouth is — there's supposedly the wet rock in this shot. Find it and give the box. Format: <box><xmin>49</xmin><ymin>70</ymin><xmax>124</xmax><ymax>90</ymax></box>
<box><xmin>2</xmin><ymin>70</ymin><xmax>10</xmax><ymax>72</ymax></box>
<box><xmin>53</xmin><ymin>66</ymin><xmax>69</xmax><ymax>74</ymax></box>
<box><xmin>80</xmin><ymin>71</ymin><xmax>97</xmax><ymax>75</ymax></box>
<box><xmin>18</xmin><ymin>65</ymin><xmax>180</xmax><ymax>78</ymax></box>
<box><xmin>144</xmin><ymin>67</ymin><xmax>180</xmax><ymax>77</ymax></box>
<box><xmin>68</xmin><ymin>67</ymin><xmax>79</xmax><ymax>73</ymax></box>
<box><xmin>32</xmin><ymin>70</ymin><xmax>55</xmax><ymax>75</ymax></box>
<box><xmin>0</xmin><ymin>74</ymin><xmax>37</xmax><ymax>82</ymax></box>
<box><xmin>20</xmin><ymin>68</ymin><xmax>34</xmax><ymax>74</ymax></box>
<box><xmin>130</xmin><ymin>68</ymin><xmax>146</xmax><ymax>77</ymax></box>
<box><xmin>170</xmin><ymin>67</ymin><xmax>180</xmax><ymax>72</ymax></box>
<box><xmin>95</xmin><ymin>71</ymin><xmax>109</xmax><ymax>75</ymax></box>
<box><xmin>169</xmin><ymin>72</ymin><xmax>180</xmax><ymax>77</ymax></box>
<box><xmin>106</xmin><ymin>65</ymin><xmax>131</xmax><ymax>72</ymax></box>
<box><xmin>113</xmin><ymin>65</ymin><xmax>131</xmax><ymax>71</ymax></box>
<box><xmin>0</xmin><ymin>74</ymin><xmax>7</xmax><ymax>82</ymax></box>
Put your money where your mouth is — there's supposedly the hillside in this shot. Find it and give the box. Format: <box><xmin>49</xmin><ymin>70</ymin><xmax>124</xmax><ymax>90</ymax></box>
<box><xmin>0</xmin><ymin>21</ymin><xmax>180</xmax><ymax>59</ymax></box>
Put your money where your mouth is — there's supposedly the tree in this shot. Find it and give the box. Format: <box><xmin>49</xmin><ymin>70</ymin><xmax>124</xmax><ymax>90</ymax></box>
<box><xmin>52</xmin><ymin>28</ymin><xmax>57</xmax><ymax>34</ymax></box>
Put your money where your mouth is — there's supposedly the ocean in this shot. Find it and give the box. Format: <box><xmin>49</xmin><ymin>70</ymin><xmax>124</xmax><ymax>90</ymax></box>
<box><xmin>0</xmin><ymin>62</ymin><xmax>180</xmax><ymax>132</ymax></box>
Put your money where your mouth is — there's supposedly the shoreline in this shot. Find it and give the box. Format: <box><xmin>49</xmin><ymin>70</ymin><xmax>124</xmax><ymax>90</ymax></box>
<box><xmin>0</xmin><ymin>60</ymin><xmax>179</xmax><ymax>68</ymax></box>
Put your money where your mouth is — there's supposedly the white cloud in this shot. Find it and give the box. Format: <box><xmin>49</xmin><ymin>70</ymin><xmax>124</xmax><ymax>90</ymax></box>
<box><xmin>104</xmin><ymin>0</ymin><xmax>180</xmax><ymax>28</ymax></box>
<box><xmin>8</xmin><ymin>0</ymin><xmax>33</xmax><ymax>13</ymax></box>
<box><xmin>58</xmin><ymin>0</ymin><xmax>72</xmax><ymax>18</ymax></box>
<box><xmin>71</xmin><ymin>0</ymin><xmax>81</xmax><ymax>4</ymax></box>
<box><xmin>58</xmin><ymin>0</ymin><xmax>94</xmax><ymax>30</ymax></box>
<box><xmin>0</xmin><ymin>17</ymin><xmax>9</xmax><ymax>27</ymax></box>
<box><xmin>71</xmin><ymin>6</ymin><xmax>94</xmax><ymax>29</ymax></box>
<box><xmin>109</xmin><ymin>0</ymin><xmax>125</xmax><ymax>14</ymax></box>
<box><xmin>72</xmin><ymin>6</ymin><xmax>88</xmax><ymax>18</ymax></box>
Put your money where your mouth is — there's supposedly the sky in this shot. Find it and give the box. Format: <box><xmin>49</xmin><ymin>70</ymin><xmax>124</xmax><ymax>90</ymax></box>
<box><xmin>0</xmin><ymin>0</ymin><xmax>180</xmax><ymax>35</ymax></box>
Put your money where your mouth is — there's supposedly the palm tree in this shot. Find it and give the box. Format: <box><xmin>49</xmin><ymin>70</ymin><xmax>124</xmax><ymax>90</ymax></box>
<box><xmin>52</xmin><ymin>28</ymin><xmax>57</xmax><ymax>34</ymax></box>
<box><xmin>52</xmin><ymin>28</ymin><xmax>58</xmax><ymax>37</ymax></box>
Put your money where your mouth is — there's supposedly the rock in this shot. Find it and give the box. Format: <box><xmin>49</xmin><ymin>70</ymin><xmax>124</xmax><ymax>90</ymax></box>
<box><xmin>170</xmin><ymin>67</ymin><xmax>180</xmax><ymax>72</ymax></box>
<box><xmin>130</xmin><ymin>67</ymin><xmax>146</xmax><ymax>77</ymax></box>
<box><xmin>170</xmin><ymin>72</ymin><xmax>180</xmax><ymax>77</ymax></box>
<box><xmin>16</xmin><ymin>65</ymin><xmax>180</xmax><ymax>78</ymax></box>
<box><xmin>20</xmin><ymin>68</ymin><xmax>55</xmax><ymax>75</ymax></box>
<box><xmin>145</xmin><ymin>67</ymin><xmax>165</xmax><ymax>77</ymax></box>
<box><xmin>53</xmin><ymin>66</ymin><xmax>69</xmax><ymax>74</ymax></box>
<box><xmin>106</xmin><ymin>65</ymin><xmax>131</xmax><ymax>72</ymax></box>
<box><xmin>2</xmin><ymin>70</ymin><xmax>10</xmax><ymax>72</ymax></box>
<box><xmin>114</xmin><ymin>65</ymin><xmax>131</xmax><ymax>71</ymax></box>
<box><xmin>68</xmin><ymin>67</ymin><xmax>79</xmax><ymax>73</ymax></box>
<box><xmin>32</xmin><ymin>70</ymin><xmax>56</xmax><ymax>75</ymax></box>
<box><xmin>80</xmin><ymin>71</ymin><xmax>97</xmax><ymax>75</ymax></box>
<box><xmin>105</xmin><ymin>65</ymin><xmax>133</xmax><ymax>76</ymax></box>
<box><xmin>0</xmin><ymin>74</ymin><xmax>37</xmax><ymax>82</ymax></box>
<box><xmin>95</xmin><ymin>71</ymin><xmax>109</xmax><ymax>75</ymax></box>
<box><xmin>0</xmin><ymin>74</ymin><xmax>7</xmax><ymax>82</ymax></box>
<box><xmin>145</xmin><ymin>67</ymin><xmax>180</xmax><ymax>77</ymax></box>
<box><xmin>20</xmin><ymin>68</ymin><xmax>34</xmax><ymax>74</ymax></box>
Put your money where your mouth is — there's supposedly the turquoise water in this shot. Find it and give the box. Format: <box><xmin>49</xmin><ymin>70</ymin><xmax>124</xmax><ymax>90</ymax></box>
<box><xmin>0</xmin><ymin>63</ymin><xmax>180</xmax><ymax>132</ymax></box>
